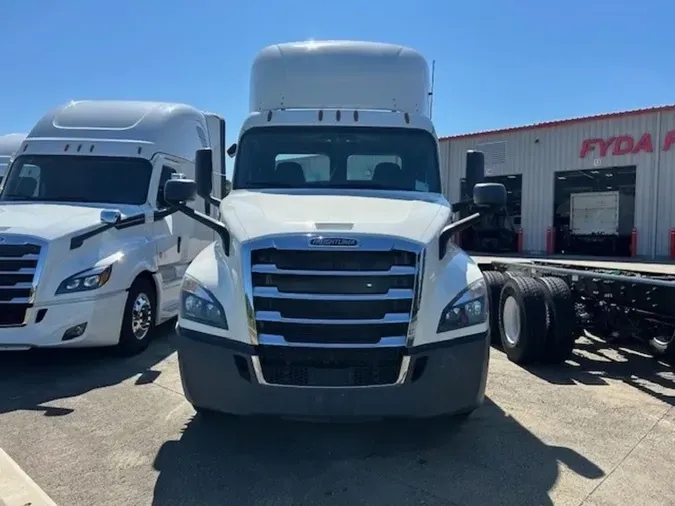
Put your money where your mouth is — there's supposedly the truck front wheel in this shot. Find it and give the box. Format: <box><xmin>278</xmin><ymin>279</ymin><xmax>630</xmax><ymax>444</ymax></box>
<box><xmin>116</xmin><ymin>278</ymin><xmax>157</xmax><ymax>356</ymax></box>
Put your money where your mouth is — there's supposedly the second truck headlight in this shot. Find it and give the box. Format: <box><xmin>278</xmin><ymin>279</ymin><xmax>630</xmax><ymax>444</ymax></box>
<box><xmin>180</xmin><ymin>275</ymin><xmax>228</xmax><ymax>329</ymax></box>
<box><xmin>436</xmin><ymin>278</ymin><xmax>487</xmax><ymax>333</ymax></box>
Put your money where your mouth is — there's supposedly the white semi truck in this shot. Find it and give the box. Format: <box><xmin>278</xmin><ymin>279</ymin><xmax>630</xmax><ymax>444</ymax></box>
<box><xmin>163</xmin><ymin>40</ymin><xmax>506</xmax><ymax>419</ymax></box>
<box><xmin>0</xmin><ymin>133</ymin><xmax>27</xmax><ymax>185</ymax></box>
<box><xmin>0</xmin><ymin>101</ymin><xmax>225</xmax><ymax>355</ymax></box>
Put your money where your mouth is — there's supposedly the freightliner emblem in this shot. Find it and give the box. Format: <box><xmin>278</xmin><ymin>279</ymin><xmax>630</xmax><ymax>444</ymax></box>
<box><xmin>308</xmin><ymin>237</ymin><xmax>359</xmax><ymax>247</ymax></box>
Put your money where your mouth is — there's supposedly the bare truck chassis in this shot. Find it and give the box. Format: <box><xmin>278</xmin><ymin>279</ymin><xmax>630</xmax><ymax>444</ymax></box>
<box><xmin>475</xmin><ymin>257</ymin><xmax>675</xmax><ymax>365</ymax></box>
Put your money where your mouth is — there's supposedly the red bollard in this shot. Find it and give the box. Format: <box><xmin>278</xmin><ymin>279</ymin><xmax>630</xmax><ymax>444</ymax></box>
<box><xmin>545</xmin><ymin>227</ymin><xmax>556</xmax><ymax>255</ymax></box>
<box><xmin>630</xmin><ymin>228</ymin><xmax>638</xmax><ymax>257</ymax></box>
<box><xmin>670</xmin><ymin>229</ymin><xmax>675</xmax><ymax>260</ymax></box>
<box><xmin>517</xmin><ymin>228</ymin><xmax>524</xmax><ymax>253</ymax></box>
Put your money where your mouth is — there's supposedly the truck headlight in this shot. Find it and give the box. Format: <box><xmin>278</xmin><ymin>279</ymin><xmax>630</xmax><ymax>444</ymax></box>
<box><xmin>56</xmin><ymin>264</ymin><xmax>113</xmax><ymax>295</ymax></box>
<box><xmin>436</xmin><ymin>278</ymin><xmax>487</xmax><ymax>333</ymax></box>
<box><xmin>180</xmin><ymin>275</ymin><xmax>228</xmax><ymax>329</ymax></box>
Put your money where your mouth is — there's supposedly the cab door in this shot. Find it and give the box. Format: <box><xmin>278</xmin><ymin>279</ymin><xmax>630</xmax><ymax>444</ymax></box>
<box><xmin>152</xmin><ymin>161</ymin><xmax>187</xmax><ymax>319</ymax></box>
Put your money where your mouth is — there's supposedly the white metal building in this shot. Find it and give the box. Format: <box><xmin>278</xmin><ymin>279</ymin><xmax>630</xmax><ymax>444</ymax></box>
<box><xmin>440</xmin><ymin>105</ymin><xmax>675</xmax><ymax>259</ymax></box>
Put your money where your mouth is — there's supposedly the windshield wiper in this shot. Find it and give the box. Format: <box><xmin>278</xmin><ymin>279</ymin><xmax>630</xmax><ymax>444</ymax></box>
<box><xmin>245</xmin><ymin>181</ymin><xmax>300</xmax><ymax>188</ymax></box>
<box><xmin>1</xmin><ymin>196</ymin><xmax>109</xmax><ymax>203</ymax></box>
<box><xmin>243</xmin><ymin>181</ymin><xmax>411</xmax><ymax>191</ymax></box>
<box><xmin>317</xmin><ymin>181</ymin><xmax>400</xmax><ymax>190</ymax></box>
<box><xmin>1</xmin><ymin>195</ymin><xmax>39</xmax><ymax>201</ymax></box>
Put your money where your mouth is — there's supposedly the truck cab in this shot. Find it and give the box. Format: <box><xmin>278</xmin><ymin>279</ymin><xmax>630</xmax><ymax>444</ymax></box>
<box><xmin>0</xmin><ymin>100</ymin><xmax>225</xmax><ymax>354</ymax></box>
<box><xmin>165</xmin><ymin>41</ymin><xmax>505</xmax><ymax>419</ymax></box>
<box><xmin>0</xmin><ymin>133</ymin><xmax>27</xmax><ymax>186</ymax></box>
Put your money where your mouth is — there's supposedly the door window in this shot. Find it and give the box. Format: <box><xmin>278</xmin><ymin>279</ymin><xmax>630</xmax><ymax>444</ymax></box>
<box><xmin>156</xmin><ymin>166</ymin><xmax>177</xmax><ymax>208</ymax></box>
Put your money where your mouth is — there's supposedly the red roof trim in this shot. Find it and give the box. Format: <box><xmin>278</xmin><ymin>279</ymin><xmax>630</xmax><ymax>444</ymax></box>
<box><xmin>439</xmin><ymin>104</ymin><xmax>675</xmax><ymax>141</ymax></box>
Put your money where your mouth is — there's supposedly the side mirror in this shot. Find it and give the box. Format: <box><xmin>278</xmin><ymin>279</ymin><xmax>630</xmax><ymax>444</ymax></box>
<box><xmin>100</xmin><ymin>209</ymin><xmax>122</xmax><ymax>225</ymax></box>
<box><xmin>226</xmin><ymin>143</ymin><xmax>237</xmax><ymax>158</ymax></box>
<box><xmin>473</xmin><ymin>182</ymin><xmax>507</xmax><ymax>207</ymax></box>
<box><xmin>195</xmin><ymin>148</ymin><xmax>213</xmax><ymax>199</ymax></box>
<box><xmin>164</xmin><ymin>179</ymin><xmax>197</xmax><ymax>205</ymax></box>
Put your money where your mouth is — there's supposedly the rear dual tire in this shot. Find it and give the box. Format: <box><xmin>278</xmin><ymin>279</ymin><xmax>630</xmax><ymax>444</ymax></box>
<box><xmin>484</xmin><ymin>271</ymin><xmax>507</xmax><ymax>346</ymax></box>
<box><xmin>484</xmin><ymin>272</ymin><xmax>577</xmax><ymax>365</ymax></box>
<box><xmin>536</xmin><ymin>277</ymin><xmax>576</xmax><ymax>364</ymax></box>
<box><xmin>498</xmin><ymin>277</ymin><xmax>548</xmax><ymax>364</ymax></box>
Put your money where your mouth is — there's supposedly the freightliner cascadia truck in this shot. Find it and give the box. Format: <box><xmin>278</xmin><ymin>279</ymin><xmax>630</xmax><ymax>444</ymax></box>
<box><xmin>0</xmin><ymin>101</ymin><xmax>225</xmax><ymax>355</ymax></box>
<box><xmin>163</xmin><ymin>40</ymin><xmax>506</xmax><ymax>419</ymax></box>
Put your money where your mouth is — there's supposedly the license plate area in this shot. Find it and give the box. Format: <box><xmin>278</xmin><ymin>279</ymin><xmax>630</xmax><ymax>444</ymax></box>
<box><xmin>257</xmin><ymin>346</ymin><xmax>403</xmax><ymax>387</ymax></box>
<box><xmin>307</xmin><ymin>366</ymin><xmax>353</xmax><ymax>386</ymax></box>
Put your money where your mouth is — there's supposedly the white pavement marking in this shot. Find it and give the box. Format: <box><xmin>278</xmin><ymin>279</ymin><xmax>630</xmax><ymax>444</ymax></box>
<box><xmin>0</xmin><ymin>448</ymin><xmax>57</xmax><ymax>506</ymax></box>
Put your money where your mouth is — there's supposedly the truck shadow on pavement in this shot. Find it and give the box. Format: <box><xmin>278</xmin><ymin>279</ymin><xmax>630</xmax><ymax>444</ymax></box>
<box><xmin>152</xmin><ymin>398</ymin><xmax>603</xmax><ymax>506</ymax></box>
<box><xmin>524</xmin><ymin>335</ymin><xmax>675</xmax><ymax>406</ymax></box>
<box><xmin>0</xmin><ymin>320</ymin><xmax>176</xmax><ymax>415</ymax></box>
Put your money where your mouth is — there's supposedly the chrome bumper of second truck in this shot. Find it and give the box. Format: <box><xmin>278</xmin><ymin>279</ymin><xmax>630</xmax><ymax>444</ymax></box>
<box><xmin>173</xmin><ymin>326</ymin><xmax>490</xmax><ymax>419</ymax></box>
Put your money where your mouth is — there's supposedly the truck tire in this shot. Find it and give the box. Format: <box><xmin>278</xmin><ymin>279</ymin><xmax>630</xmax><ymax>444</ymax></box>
<box><xmin>498</xmin><ymin>276</ymin><xmax>548</xmax><ymax>365</ymax></box>
<box><xmin>648</xmin><ymin>335</ymin><xmax>675</xmax><ymax>363</ymax></box>
<box><xmin>483</xmin><ymin>271</ymin><xmax>507</xmax><ymax>346</ymax></box>
<box><xmin>116</xmin><ymin>278</ymin><xmax>157</xmax><ymax>356</ymax></box>
<box><xmin>536</xmin><ymin>277</ymin><xmax>577</xmax><ymax>364</ymax></box>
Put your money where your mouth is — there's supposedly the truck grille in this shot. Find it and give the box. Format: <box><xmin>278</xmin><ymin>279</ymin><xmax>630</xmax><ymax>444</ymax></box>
<box><xmin>246</xmin><ymin>236</ymin><xmax>423</xmax><ymax>387</ymax></box>
<box><xmin>0</xmin><ymin>241</ymin><xmax>42</xmax><ymax>326</ymax></box>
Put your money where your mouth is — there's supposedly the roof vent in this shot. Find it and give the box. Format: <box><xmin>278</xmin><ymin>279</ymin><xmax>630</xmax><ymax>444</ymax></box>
<box><xmin>475</xmin><ymin>141</ymin><xmax>506</xmax><ymax>166</ymax></box>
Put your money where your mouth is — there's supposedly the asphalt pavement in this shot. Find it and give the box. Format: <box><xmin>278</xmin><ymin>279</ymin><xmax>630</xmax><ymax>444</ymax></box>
<box><xmin>0</xmin><ymin>324</ymin><xmax>674</xmax><ymax>506</ymax></box>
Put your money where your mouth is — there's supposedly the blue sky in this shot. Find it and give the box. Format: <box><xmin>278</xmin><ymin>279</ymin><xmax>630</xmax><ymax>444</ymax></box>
<box><xmin>3</xmin><ymin>0</ymin><xmax>674</xmax><ymax>157</ymax></box>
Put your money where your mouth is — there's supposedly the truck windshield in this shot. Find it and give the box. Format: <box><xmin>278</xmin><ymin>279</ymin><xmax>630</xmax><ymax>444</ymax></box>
<box><xmin>233</xmin><ymin>126</ymin><xmax>442</xmax><ymax>193</ymax></box>
<box><xmin>0</xmin><ymin>163</ymin><xmax>6</xmax><ymax>186</ymax></box>
<box><xmin>0</xmin><ymin>155</ymin><xmax>153</xmax><ymax>205</ymax></box>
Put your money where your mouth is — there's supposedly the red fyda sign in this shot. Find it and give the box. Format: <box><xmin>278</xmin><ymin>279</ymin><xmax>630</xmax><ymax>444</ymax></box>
<box><xmin>580</xmin><ymin>130</ymin><xmax>675</xmax><ymax>158</ymax></box>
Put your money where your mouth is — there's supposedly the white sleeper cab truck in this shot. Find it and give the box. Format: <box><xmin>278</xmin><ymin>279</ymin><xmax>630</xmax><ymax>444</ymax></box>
<box><xmin>164</xmin><ymin>41</ymin><xmax>506</xmax><ymax>419</ymax></box>
<box><xmin>0</xmin><ymin>133</ymin><xmax>27</xmax><ymax>186</ymax></box>
<box><xmin>0</xmin><ymin>100</ymin><xmax>225</xmax><ymax>355</ymax></box>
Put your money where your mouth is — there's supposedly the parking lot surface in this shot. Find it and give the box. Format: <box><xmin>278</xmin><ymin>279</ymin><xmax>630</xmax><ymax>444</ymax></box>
<box><xmin>1</xmin><ymin>325</ymin><xmax>674</xmax><ymax>506</ymax></box>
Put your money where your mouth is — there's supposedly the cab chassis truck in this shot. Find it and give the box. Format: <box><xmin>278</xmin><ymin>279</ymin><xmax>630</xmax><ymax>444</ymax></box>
<box><xmin>470</xmin><ymin>158</ymin><xmax>675</xmax><ymax>365</ymax></box>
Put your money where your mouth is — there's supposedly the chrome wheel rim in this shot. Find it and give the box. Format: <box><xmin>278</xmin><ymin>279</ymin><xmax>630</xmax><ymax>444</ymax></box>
<box><xmin>503</xmin><ymin>296</ymin><xmax>521</xmax><ymax>346</ymax></box>
<box><xmin>131</xmin><ymin>293</ymin><xmax>152</xmax><ymax>340</ymax></box>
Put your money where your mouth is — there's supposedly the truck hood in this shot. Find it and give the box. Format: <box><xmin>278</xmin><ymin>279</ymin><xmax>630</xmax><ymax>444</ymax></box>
<box><xmin>0</xmin><ymin>203</ymin><xmax>134</xmax><ymax>241</ymax></box>
<box><xmin>222</xmin><ymin>189</ymin><xmax>451</xmax><ymax>243</ymax></box>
